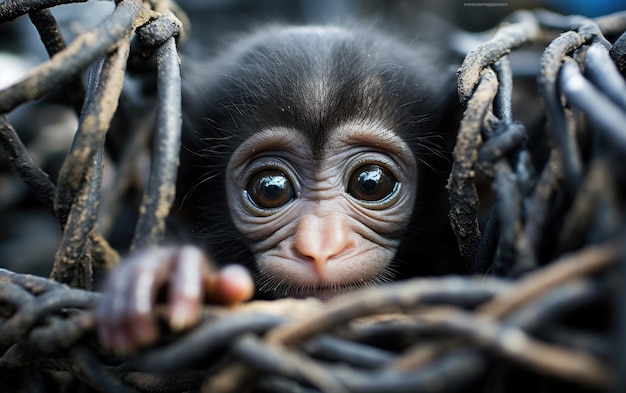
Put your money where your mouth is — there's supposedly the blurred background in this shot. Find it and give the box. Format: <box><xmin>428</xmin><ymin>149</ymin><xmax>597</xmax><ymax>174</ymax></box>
<box><xmin>0</xmin><ymin>0</ymin><xmax>624</xmax><ymax>277</ymax></box>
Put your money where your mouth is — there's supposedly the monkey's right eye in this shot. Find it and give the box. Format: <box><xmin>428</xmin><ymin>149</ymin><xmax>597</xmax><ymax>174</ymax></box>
<box><xmin>245</xmin><ymin>169</ymin><xmax>295</xmax><ymax>209</ymax></box>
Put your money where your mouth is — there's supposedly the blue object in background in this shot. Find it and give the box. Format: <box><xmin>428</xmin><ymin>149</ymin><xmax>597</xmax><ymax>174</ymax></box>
<box><xmin>544</xmin><ymin>0</ymin><xmax>625</xmax><ymax>17</ymax></box>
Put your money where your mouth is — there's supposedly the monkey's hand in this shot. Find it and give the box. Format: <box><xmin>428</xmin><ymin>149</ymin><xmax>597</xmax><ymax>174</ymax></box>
<box><xmin>95</xmin><ymin>245</ymin><xmax>254</xmax><ymax>354</ymax></box>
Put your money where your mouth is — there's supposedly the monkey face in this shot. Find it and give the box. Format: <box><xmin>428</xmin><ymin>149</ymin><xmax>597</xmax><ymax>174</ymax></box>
<box><xmin>226</xmin><ymin>121</ymin><xmax>417</xmax><ymax>299</ymax></box>
<box><xmin>176</xmin><ymin>24</ymin><xmax>462</xmax><ymax>300</ymax></box>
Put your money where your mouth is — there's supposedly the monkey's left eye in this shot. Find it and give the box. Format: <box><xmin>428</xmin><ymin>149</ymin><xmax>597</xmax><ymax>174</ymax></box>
<box><xmin>347</xmin><ymin>164</ymin><xmax>398</xmax><ymax>203</ymax></box>
<box><xmin>245</xmin><ymin>169</ymin><xmax>295</xmax><ymax>209</ymax></box>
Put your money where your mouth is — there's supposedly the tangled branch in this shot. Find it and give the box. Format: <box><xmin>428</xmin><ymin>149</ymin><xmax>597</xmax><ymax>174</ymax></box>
<box><xmin>0</xmin><ymin>2</ymin><xmax>625</xmax><ymax>392</ymax></box>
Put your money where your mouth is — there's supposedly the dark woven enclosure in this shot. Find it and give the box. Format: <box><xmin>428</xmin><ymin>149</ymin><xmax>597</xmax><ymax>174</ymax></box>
<box><xmin>1</xmin><ymin>1</ymin><xmax>626</xmax><ymax>392</ymax></box>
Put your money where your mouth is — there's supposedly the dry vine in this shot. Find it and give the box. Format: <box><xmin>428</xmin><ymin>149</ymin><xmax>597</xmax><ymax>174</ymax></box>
<box><xmin>0</xmin><ymin>2</ymin><xmax>625</xmax><ymax>392</ymax></box>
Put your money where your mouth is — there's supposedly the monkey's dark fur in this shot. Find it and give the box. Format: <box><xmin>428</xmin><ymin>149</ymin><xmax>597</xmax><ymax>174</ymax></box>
<box><xmin>175</xmin><ymin>24</ymin><xmax>466</xmax><ymax>293</ymax></box>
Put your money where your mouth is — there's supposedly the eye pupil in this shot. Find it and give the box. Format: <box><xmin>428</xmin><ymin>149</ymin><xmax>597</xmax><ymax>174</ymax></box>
<box><xmin>348</xmin><ymin>164</ymin><xmax>397</xmax><ymax>203</ymax></box>
<box><xmin>246</xmin><ymin>169</ymin><xmax>294</xmax><ymax>209</ymax></box>
<box><xmin>263</xmin><ymin>182</ymin><xmax>281</xmax><ymax>198</ymax></box>
<box><xmin>358</xmin><ymin>170</ymin><xmax>381</xmax><ymax>194</ymax></box>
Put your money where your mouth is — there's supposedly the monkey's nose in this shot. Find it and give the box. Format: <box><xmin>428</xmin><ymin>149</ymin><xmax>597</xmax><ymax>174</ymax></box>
<box><xmin>294</xmin><ymin>213</ymin><xmax>354</xmax><ymax>278</ymax></box>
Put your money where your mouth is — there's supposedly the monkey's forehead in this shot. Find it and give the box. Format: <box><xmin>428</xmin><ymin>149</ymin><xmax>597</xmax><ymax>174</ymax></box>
<box><xmin>227</xmin><ymin>122</ymin><xmax>416</xmax><ymax>174</ymax></box>
<box><xmin>186</xmin><ymin>24</ymin><xmax>446</xmax><ymax>162</ymax></box>
<box><xmin>208</xmin><ymin>27</ymin><xmax>435</xmax><ymax>138</ymax></box>
<box><xmin>219</xmin><ymin>60</ymin><xmax>431</xmax><ymax>157</ymax></box>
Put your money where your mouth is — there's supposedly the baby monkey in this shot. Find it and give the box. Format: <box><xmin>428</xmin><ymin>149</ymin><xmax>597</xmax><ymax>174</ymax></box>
<box><xmin>96</xmin><ymin>24</ymin><xmax>464</xmax><ymax>353</ymax></box>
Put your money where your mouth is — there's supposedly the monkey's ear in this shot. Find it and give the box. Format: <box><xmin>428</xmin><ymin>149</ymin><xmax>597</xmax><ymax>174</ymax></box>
<box><xmin>439</xmin><ymin>69</ymin><xmax>464</xmax><ymax>139</ymax></box>
<box><xmin>180</xmin><ymin>56</ymin><xmax>221</xmax><ymax>127</ymax></box>
<box><xmin>416</xmin><ymin>61</ymin><xmax>463</xmax><ymax>152</ymax></box>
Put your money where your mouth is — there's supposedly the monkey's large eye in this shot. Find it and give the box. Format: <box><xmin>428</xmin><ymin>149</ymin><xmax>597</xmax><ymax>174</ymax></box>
<box><xmin>245</xmin><ymin>169</ymin><xmax>295</xmax><ymax>209</ymax></box>
<box><xmin>347</xmin><ymin>164</ymin><xmax>398</xmax><ymax>203</ymax></box>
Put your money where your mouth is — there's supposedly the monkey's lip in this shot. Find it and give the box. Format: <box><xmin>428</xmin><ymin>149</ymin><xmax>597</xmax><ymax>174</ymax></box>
<box><xmin>280</xmin><ymin>283</ymin><xmax>366</xmax><ymax>301</ymax></box>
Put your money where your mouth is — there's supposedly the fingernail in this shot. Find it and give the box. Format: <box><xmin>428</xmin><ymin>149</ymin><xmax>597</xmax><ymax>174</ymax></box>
<box><xmin>169</xmin><ymin>305</ymin><xmax>192</xmax><ymax>332</ymax></box>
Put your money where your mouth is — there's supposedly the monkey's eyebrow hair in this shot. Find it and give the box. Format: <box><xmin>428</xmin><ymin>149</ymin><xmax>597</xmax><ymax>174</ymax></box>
<box><xmin>229</xmin><ymin>128</ymin><xmax>308</xmax><ymax>166</ymax></box>
<box><xmin>243</xmin><ymin>128</ymin><xmax>302</xmax><ymax>152</ymax></box>
<box><xmin>336</xmin><ymin>125</ymin><xmax>415</xmax><ymax>164</ymax></box>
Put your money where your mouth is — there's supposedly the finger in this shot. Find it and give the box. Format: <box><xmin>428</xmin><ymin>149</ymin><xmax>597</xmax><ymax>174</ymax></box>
<box><xmin>206</xmin><ymin>264</ymin><xmax>255</xmax><ymax>306</ymax></box>
<box><xmin>126</xmin><ymin>248</ymin><xmax>176</xmax><ymax>347</ymax></box>
<box><xmin>97</xmin><ymin>248</ymin><xmax>177</xmax><ymax>354</ymax></box>
<box><xmin>96</xmin><ymin>262</ymin><xmax>136</xmax><ymax>354</ymax></box>
<box><xmin>168</xmin><ymin>246</ymin><xmax>207</xmax><ymax>332</ymax></box>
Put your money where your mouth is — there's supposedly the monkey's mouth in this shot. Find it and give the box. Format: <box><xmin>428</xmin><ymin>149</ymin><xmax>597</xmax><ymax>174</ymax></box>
<box><xmin>254</xmin><ymin>261</ymin><xmax>396</xmax><ymax>301</ymax></box>
<box><xmin>257</xmin><ymin>278</ymin><xmax>383</xmax><ymax>301</ymax></box>
<box><xmin>290</xmin><ymin>286</ymin><xmax>353</xmax><ymax>301</ymax></box>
